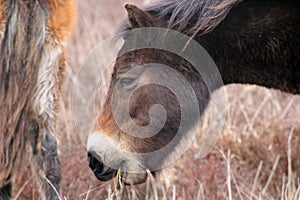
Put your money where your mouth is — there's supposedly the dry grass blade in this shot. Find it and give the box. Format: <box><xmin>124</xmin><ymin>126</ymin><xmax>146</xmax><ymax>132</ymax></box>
<box><xmin>287</xmin><ymin>128</ymin><xmax>295</xmax><ymax>200</ymax></box>
<box><xmin>295</xmin><ymin>185</ymin><xmax>300</xmax><ymax>200</ymax></box>
<box><xmin>108</xmin><ymin>184</ymin><xmax>113</xmax><ymax>200</ymax></box>
<box><xmin>238</xmin><ymin>99</ymin><xmax>258</xmax><ymax>138</ymax></box>
<box><xmin>147</xmin><ymin>169</ymin><xmax>159</xmax><ymax>200</ymax></box>
<box><xmin>281</xmin><ymin>174</ymin><xmax>286</xmax><ymax>200</ymax></box>
<box><xmin>13</xmin><ymin>181</ymin><xmax>29</xmax><ymax>200</ymax></box>
<box><xmin>262</xmin><ymin>155</ymin><xmax>281</xmax><ymax>195</ymax></box>
<box><xmin>250</xmin><ymin>95</ymin><xmax>270</xmax><ymax>128</ymax></box>
<box><xmin>172</xmin><ymin>185</ymin><xmax>176</xmax><ymax>200</ymax></box>
<box><xmin>230</xmin><ymin>169</ymin><xmax>244</xmax><ymax>200</ymax></box>
<box><xmin>45</xmin><ymin>177</ymin><xmax>63</xmax><ymax>200</ymax></box>
<box><xmin>279</xmin><ymin>97</ymin><xmax>295</xmax><ymax>120</ymax></box>
<box><xmin>145</xmin><ymin>177</ymin><xmax>150</xmax><ymax>200</ymax></box>
<box><xmin>83</xmin><ymin>186</ymin><xmax>91</xmax><ymax>200</ymax></box>
<box><xmin>195</xmin><ymin>180</ymin><xmax>205</xmax><ymax>200</ymax></box>
<box><xmin>160</xmin><ymin>185</ymin><xmax>167</xmax><ymax>200</ymax></box>
<box><xmin>79</xmin><ymin>182</ymin><xmax>111</xmax><ymax>197</ymax></box>
<box><xmin>220</xmin><ymin>149</ymin><xmax>232</xmax><ymax>200</ymax></box>
<box><xmin>250</xmin><ymin>161</ymin><xmax>263</xmax><ymax>200</ymax></box>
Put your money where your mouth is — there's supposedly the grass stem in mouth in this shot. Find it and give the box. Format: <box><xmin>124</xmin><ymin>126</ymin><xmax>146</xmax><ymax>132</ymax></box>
<box><xmin>116</xmin><ymin>168</ymin><xmax>124</xmax><ymax>191</ymax></box>
<box><xmin>115</xmin><ymin>160</ymin><xmax>126</xmax><ymax>191</ymax></box>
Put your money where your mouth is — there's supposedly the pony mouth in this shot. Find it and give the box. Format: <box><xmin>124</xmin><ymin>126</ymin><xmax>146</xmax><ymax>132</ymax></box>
<box><xmin>115</xmin><ymin>168</ymin><xmax>157</xmax><ymax>187</ymax></box>
<box><xmin>116</xmin><ymin>171</ymin><xmax>147</xmax><ymax>186</ymax></box>
<box><xmin>94</xmin><ymin>168</ymin><xmax>117</xmax><ymax>181</ymax></box>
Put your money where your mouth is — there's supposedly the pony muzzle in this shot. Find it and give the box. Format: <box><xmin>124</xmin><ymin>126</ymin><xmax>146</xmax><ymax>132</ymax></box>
<box><xmin>87</xmin><ymin>131</ymin><xmax>149</xmax><ymax>184</ymax></box>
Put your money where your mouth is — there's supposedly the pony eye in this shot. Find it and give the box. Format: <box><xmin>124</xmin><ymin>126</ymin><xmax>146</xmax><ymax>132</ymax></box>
<box><xmin>119</xmin><ymin>77</ymin><xmax>136</xmax><ymax>88</ymax></box>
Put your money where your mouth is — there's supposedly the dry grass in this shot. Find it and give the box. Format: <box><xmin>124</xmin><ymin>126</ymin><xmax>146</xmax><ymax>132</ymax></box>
<box><xmin>14</xmin><ymin>0</ymin><xmax>299</xmax><ymax>199</ymax></box>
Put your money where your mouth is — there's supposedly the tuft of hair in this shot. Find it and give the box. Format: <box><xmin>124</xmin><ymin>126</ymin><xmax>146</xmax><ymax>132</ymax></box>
<box><xmin>119</xmin><ymin>0</ymin><xmax>242</xmax><ymax>37</ymax></box>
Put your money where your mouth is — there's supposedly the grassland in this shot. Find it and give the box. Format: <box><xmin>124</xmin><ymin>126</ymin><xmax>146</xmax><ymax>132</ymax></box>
<box><xmin>15</xmin><ymin>0</ymin><xmax>299</xmax><ymax>199</ymax></box>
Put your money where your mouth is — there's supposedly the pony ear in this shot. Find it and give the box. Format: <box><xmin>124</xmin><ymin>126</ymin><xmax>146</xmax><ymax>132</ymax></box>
<box><xmin>125</xmin><ymin>4</ymin><xmax>166</xmax><ymax>28</ymax></box>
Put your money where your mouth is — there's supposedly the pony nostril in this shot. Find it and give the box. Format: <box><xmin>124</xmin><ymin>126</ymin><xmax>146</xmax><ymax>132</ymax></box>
<box><xmin>87</xmin><ymin>152</ymin><xmax>104</xmax><ymax>173</ymax></box>
<box><xmin>87</xmin><ymin>152</ymin><xmax>117</xmax><ymax>181</ymax></box>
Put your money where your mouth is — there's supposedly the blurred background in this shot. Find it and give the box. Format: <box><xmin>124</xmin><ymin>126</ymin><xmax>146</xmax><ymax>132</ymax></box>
<box><xmin>15</xmin><ymin>0</ymin><xmax>300</xmax><ymax>199</ymax></box>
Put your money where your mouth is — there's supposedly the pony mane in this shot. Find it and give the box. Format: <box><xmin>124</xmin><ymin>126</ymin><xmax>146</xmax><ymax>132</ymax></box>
<box><xmin>119</xmin><ymin>0</ymin><xmax>242</xmax><ymax>36</ymax></box>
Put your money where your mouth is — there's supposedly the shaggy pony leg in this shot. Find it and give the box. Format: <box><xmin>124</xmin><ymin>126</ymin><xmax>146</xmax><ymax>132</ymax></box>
<box><xmin>0</xmin><ymin>183</ymin><xmax>12</xmax><ymax>199</ymax></box>
<box><xmin>30</xmin><ymin>133</ymin><xmax>61</xmax><ymax>200</ymax></box>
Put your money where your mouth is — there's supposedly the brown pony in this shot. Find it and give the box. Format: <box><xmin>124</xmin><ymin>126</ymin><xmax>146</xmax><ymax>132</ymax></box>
<box><xmin>0</xmin><ymin>0</ymin><xmax>76</xmax><ymax>199</ymax></box>
<box><xmin>87</xmin><ymin>0</ymin><xmax>300</xmax><ymax>185</ymax></box>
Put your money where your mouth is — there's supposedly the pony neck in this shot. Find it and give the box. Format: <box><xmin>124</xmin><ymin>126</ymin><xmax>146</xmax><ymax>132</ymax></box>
<box><xmin>194</xmin><ymin>0</ymin><xmax>300</xmax><ymax>94</ymax></box>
